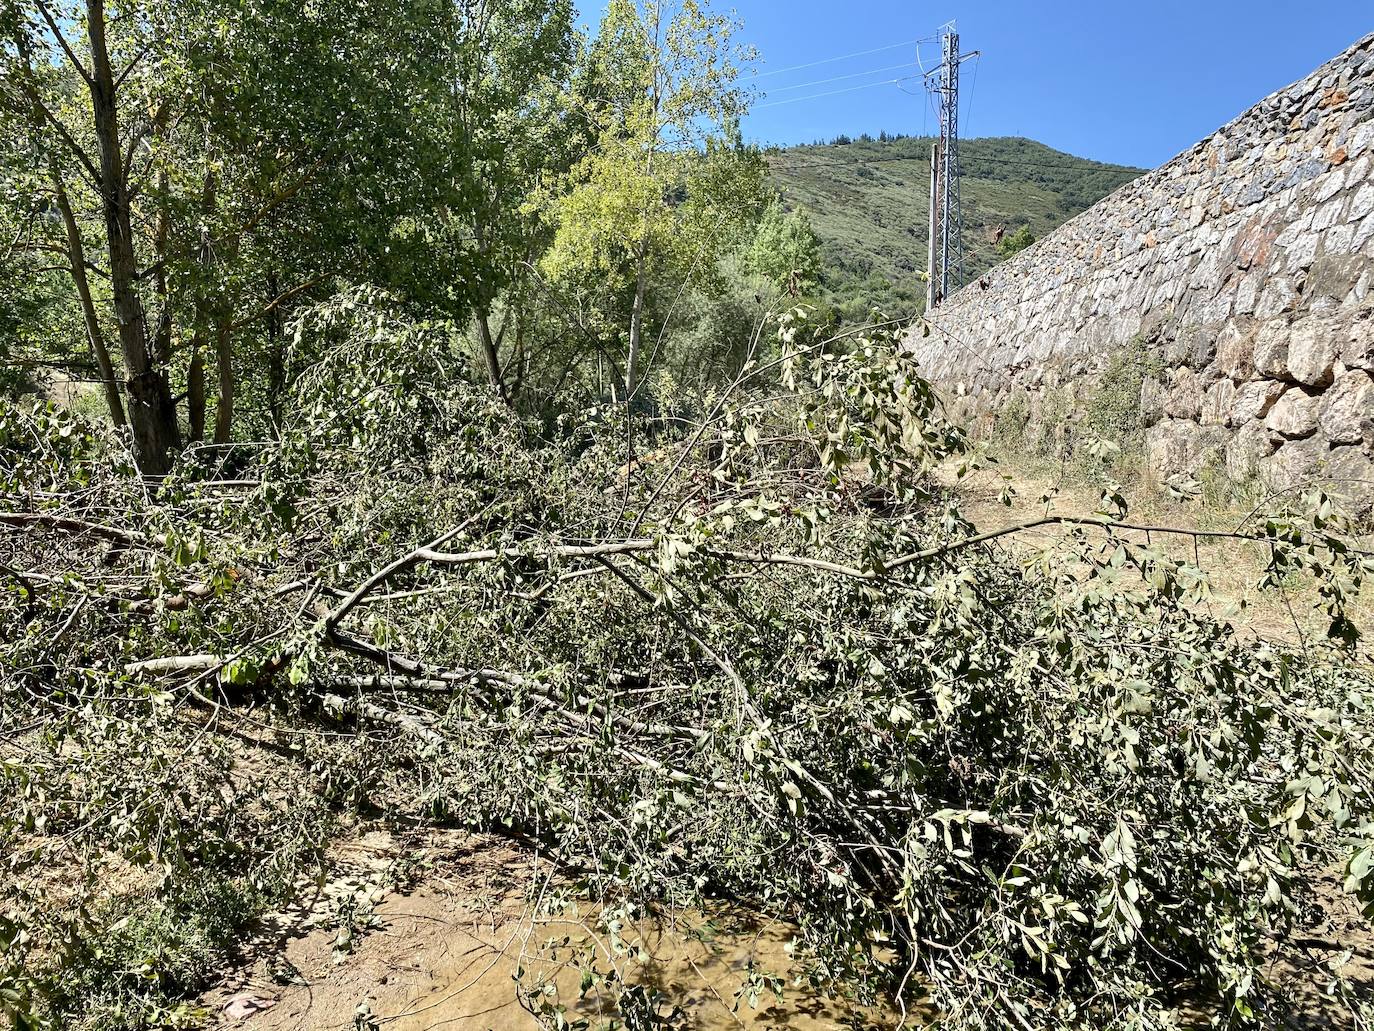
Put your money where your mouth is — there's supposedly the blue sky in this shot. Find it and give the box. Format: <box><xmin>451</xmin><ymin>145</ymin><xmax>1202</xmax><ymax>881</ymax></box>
<box><xmin>577</xmin><ymin>1</ymin><xmax>1371</xmax><ymax>169</ymax></box>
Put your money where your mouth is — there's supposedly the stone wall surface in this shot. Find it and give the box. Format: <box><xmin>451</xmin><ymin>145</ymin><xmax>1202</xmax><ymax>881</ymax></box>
<box><xmin>906</xmin><ymin>34</ymin><xmax>1374</xmax><ymax>499</ymax></box>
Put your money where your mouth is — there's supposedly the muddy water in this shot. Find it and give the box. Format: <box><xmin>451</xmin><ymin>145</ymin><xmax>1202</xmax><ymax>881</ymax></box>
<box><xmin>207</xmin><ymin>832</ymin><xmax>902</xmax><ymax>1030</ymax></box>
<box><xmin>386</xmin><ymin>903</ymin><xmax>894</xmax><ymax>1030</ymax></box>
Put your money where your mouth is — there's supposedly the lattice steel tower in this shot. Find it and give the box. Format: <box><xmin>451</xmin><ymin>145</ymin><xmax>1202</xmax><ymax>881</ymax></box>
<box><xmin>924</xmin><ymin>23</ymin><xmax>977</xmax><ymax>309</ymax></box>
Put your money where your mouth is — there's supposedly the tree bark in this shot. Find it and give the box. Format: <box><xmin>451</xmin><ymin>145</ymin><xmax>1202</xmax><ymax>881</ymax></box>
<box><xmin>13</xmin><ymin>26</ymin><xmax>124</xmax><ymax>426</ymax></box>
<box><xmin>151</xmin><ymin>166</ymin><xmax>173</xmax><ymax>364</ymax></box>
<box><xmin>266</xmin><ymin>271</ymin><xmax>284</xmax><ymax>435</ymax></box>
<box><xmin>625</xmin><ymin>237</ymin><xmax>649</xmax><ymax>400</ymax></box>
<box><xmin>212</xmin><ymin>312</ymin><xmax>233</xmax><ymax>444</ymax></box>
<box><xmin>187</xmin><ymin>331</ymin><xmax>206</xmax><ymax>442</ymax></box>
<box><xmin>474</xmin><ymin>306</ymin><xmax>507</xmax><ymax>400</ymax></box>
<box><xmin>84</xmin><ymin>0</ymin><xmax>179</xmax><ymax>473</ymax></box>
<box><xmin>51</xmin><ymin>175</ymin><xmax>125</xmax><ymax>426</ymax></box>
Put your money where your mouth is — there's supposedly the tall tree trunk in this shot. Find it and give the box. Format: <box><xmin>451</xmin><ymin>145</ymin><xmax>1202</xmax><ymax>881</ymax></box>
<box><xmin>192</xmin><ymin>155</ymin><xmax>218</xmax><ymax>444</ymax></box>
<box><xmin>625</xmin><ymin>238</ymin><xmax>649</xmax><ymax>400</ymax></box>
<box><xmin>151</xmin><ymin>169</ymin><xmax>173</xmax><ymax>364</ymax></box>
<box><xmin>212</xmin><ymin>313</ymin><xmax>233</xmax><ymax>444</ymax></box>
<box><xmin>85</xmin><ymin>0</ymin><xmax>179</xmax><ymax>473</ymax></box>
<box><xmin>52</xmin><ymin>176</ymin><xmax>125</xmax><ymax>426</ymax></box>
<box><xmin>474</xmin><ymin>306</ymin><xmax>507</xmax><ymax>400</ymax></box>
<box><xmin>266</xmin><ymin>271</ymin><xmax>284</xmax><ymax>435</ymax></box>
<box><xmin>510</xmin><ymin>311</ymin><xmax>527</xmax><ymax>400</ymax></box>
<box><xmin>187</xmin><ymin>331</ymin><xmax>206</xmax><ymax>443</ymax></box>
<box><xmin>149</xmin><ymin>101</ymin><xmax>173</xmax><ymax>365</ymax></box>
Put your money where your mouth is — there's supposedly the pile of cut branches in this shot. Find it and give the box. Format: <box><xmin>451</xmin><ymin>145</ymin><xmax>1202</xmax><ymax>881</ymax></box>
<box><xmin>3</xmin><ymin>293</ymin><xmax>1373</xmax><ymax>1029</ymax></box>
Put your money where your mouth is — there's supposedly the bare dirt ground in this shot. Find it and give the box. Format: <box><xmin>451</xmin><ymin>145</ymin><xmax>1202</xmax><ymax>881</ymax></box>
<box><xmin>198</xmin><ymin>825</ymin><xmax>1371</xmax><ymax>1031</ymax></box>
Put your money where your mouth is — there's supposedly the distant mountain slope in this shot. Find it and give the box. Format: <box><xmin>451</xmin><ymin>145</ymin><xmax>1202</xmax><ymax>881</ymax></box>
<box><xmin>766</xmin><ymin>136</ymin><xmax>1147</xmax><ymax>321</ymax></box>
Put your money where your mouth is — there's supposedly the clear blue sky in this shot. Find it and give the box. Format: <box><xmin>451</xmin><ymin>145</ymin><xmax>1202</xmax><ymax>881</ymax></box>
<box><xmin>577</xmin><ymin>1</ymin><xmax>1371</xmax><ymax>169</ymax></box>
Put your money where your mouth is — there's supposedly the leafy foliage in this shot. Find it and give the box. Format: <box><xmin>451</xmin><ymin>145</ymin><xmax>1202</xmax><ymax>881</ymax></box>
<box><xmin>3</xmin><ymin>300</ymin><xmax>1373</xmax><ymax>1028</ymax></box>
<box><xmin>997</xmin><ymin>224</ymin><xmax>1036</xmax><ymax>256</ymax></box>
<box><xmin>2</xmin><ymin>4</ymin><xmax>1371</xmax><ymax>1029</ymax></box>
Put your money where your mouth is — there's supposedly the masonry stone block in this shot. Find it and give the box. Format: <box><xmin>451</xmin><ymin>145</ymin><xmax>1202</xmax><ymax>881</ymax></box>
<box><xmin>904</xmin><ymin>34</ymin><xmax>1374</xmax><ymax>498</ymax></box>
<box><xmin>1327</xmin><ymin>445</ymin><xmax>1374</xmax><ymax>510</ymax></box>
<box><xmin>1253</xmin><ymin>320</ymin><xmax>1292</xmax><ymax>378</ymax></box>
<box><xmin>1226</xmin><ymin>420</ymin><xmax>1279</xmax><ymax>480</ymax></box>
<box><xmin>1265</xmin><ymin>386</ymin><xmax>1324</xmax><ymax>437</ymax></box>
<box><xmin>1230</xmin><ymin>380</ymin><xmax>1288</xmax><ymax>425</ymax></box>
<box><xmin>1260</xmin><ymin>435</ymin><xmax>1331</xmax><ymax>490</ymax></box>
<box><xmin>1164</xmin><ymin>368</ymin><xmax>1205</xmax><ymax>419</ymax></box>
<box><xmin>1285</xmin><ymin>318</ymin><xmax>1339</xmax><ymax>385</ymax></box>
<box><xmin>1319</xmin><ymin>369</ymin><xmax>1374</xmax><ymax>444</ymax></box>
<box><xmin>1145</xmin><ymin>420</ymin><xmax>1228</xmax><ymax>480</ymax></box>
<box><xmin>1201</xmin><ymin>379</ymin><xmax>1236</xmax><ymax>426</ymax></box>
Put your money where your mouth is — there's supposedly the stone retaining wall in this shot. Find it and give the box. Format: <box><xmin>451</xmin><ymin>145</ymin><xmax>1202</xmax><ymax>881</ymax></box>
<box><xmin>906</xmin><ymin>34</ymin><xmax>1374</xmax><ymax>499</ymax></box>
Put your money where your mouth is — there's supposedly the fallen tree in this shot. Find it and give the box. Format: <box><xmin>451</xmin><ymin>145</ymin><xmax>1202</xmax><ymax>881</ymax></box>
<box><xmin>3</xmin><ymin>292</ymin><xmax>1373</xmax><ymax>1029</ymax></box>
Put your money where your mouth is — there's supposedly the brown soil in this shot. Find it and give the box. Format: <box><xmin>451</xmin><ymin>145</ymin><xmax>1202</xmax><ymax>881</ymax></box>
<box><xmin>200</xmin><ymin>825</ymin><xmax>1373</xmax><ymax>1031</ymax></box>
<box><xmin>202</xmin><ymin>828</ymin><xmax>897</xmax><ymax>1031</ymax></box>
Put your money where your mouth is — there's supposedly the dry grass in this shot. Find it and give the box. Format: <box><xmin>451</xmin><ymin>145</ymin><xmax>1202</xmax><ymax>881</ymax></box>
<box><xmin>940</xmin><ymin>451</ymin><xmax>1374</xmax><ymax>652</ymax></box>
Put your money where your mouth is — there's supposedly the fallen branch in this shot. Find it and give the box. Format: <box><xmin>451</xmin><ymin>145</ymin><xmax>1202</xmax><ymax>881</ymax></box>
<box><xmin>0</xmin><ymin>511</ymin><xmax>151</xmax><ymax>546</ymax></box>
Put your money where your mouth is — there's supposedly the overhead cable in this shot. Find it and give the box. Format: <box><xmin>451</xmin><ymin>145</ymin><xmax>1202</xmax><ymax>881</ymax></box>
<box><xmin>744</xmin><ymin>38</ymin><xmax>926</xmax><ymax>80</ymax></box>
<box><xmin>756</xmin><ymin>76</ymin><xmax>918</xmax><ymax>110</ymax></box>
<box><xmin>762</xmin><ymin>61</ymin><xmax>917</xmax><ymax>95</ymax></box>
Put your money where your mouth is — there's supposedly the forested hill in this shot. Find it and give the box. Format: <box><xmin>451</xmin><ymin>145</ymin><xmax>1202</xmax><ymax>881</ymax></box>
<box><xmin>766</xmin><ymin>135</ymin><xmax>1147</xmax><ymax>321</ymax></box>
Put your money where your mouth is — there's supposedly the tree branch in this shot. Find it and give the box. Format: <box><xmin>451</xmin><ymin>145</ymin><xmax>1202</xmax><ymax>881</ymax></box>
<box><xmin>34</xmin><ymin>0</ymin><xmax>94</xmax><ymax>86</ymax></box>
<box><xmin>0</xmin><ymin>512</ymin><xmax>151</xmax><ymax>546</ymax></box>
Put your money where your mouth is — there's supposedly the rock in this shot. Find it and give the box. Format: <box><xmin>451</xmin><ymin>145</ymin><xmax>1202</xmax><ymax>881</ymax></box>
<box><xmin>1139</xmin><ymin>376</ymin><xmax>1166</xmax><ymax>427</ymax></box>
<box><xmin>225</xmin><ymin>993</ymin><xmax>277</xmax><ymax>1020</ymax></box>
<box><xmin>1164</xmin><ymin>367</ymin><xmax>1204</xmax><ymax>419</ymax></box>
<box><xmin>1318</xmin><ymin>369</ymin><xmax>1374</xmax><ymax>444</ymax></box>
<box><xmin>1285</xmin><ymin>318</ymin><xmax>1339</xmax><ymax>386</ymax></box>
<box><xmin>1165</xmin><ymin>324</ymin><xmax>1218</xmax><ymax>369</ymax></box>
<box><xmin>1265</xmin><ymin>386</ymin><xmax>1324</xmax><ymax>437</ymax></box>
<box><xmin>1341</xmin><ymin>305</ymin><xmax>1374</xmax><ymax>369</ymax></box>
<box><xmin>1145</xmin><ymin>419</ymin><xmax>1227</xmax><ymax>480</ymax></box>
<box><xmin>1252</xmin><ymin>319</ymin><xmax>1291</xmax><ymax>378</ymax></box>
<box><xmin>1350</xmin><ymin>182</ymin><xmax>1374</xmax><ymax>223</ymax></box>
<box><xmin>1200</xmin><ymin>379</ymin><xmax>1236</xmax><ymax>425</ymax></box>
<box><xmin>1326</xmin><ymin>445</ymin><xmax>1374</xmax><ymax>512</ymax></box>
<box><xmin>1259</xmin><ymin>435</ymin><xmax>1331</xmax><ymax>491</ymax></box>
<box><xmin>1214</xmin><ymin>321</ymin><xmax>1254</xmax><ymax>380</ymax></box>
<box><xmin>1230</xmin><ymin>379</ymin><xmax>1287</xmax><ymax>424</ymax></box>
<box><xmin>1255</xmin><ymin>276</ymin><xmax>1297</xmax><ymax>319</ymax></box>
<box><xmin>1226</xmin><ymin>419</ymin><xmax>1278</xmax><ymax>480</ymax></box>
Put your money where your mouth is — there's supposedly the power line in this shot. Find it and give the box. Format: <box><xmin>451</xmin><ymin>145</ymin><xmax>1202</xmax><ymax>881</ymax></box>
<box><xmin>744</xmin><ymin>37</ymin><xmax>927</xmax><ymax>80</ymax></box>
<box><xmin>963</xmin><ymin>54</ymin><xmax>981</xmax><ymax>139</ymax></box>
<box><xmin>762</xmin><ymin>61</ymin><xmax>917</xmax><ymax>95</ymax></box>
<box><xmin>755</xmin><ymin>76</ymin><xmax>918</xmax><ymax>110</ymax></box>
<box><xmin>764</xmin><ymin>151</ymin><xmax>1145</xmax><ymax>175</ymax></box>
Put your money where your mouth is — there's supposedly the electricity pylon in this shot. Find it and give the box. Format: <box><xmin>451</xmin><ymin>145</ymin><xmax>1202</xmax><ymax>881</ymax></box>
<box><xmin>924</xmin><ymin>22</ymin><xmax>978</xmax><ymax>310</ymax></box>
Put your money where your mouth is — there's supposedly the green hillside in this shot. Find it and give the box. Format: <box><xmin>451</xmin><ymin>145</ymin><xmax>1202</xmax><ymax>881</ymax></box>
<box><xmin>766</xmin><ymin>135</ymin><xmax>1147</xmax><ymax>321</ymax></box>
